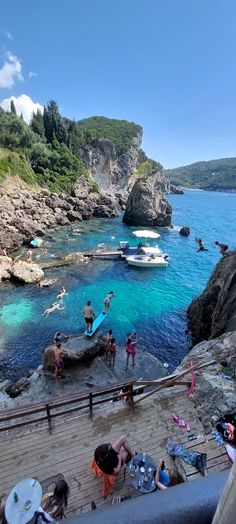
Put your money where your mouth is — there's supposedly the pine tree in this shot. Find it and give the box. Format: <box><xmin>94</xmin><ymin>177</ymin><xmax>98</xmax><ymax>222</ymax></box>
<box><xmin>10</xmin><ymin>100</ymin><xmax>16</xmax><ymax>114</ymax></box>
<box><xmin>43</xmin><ymin>99</ymin><xmax>67</xmax><ymax>145</ymax></box>
<box><xmin>30</xmin><ymin>109</ymin><xmax>45</xmax><ymax>138</ymax></box>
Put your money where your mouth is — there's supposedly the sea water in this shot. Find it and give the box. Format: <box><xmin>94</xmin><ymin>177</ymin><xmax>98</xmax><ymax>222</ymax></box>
<box><xmin>0</xmin><ymin>190</ymin><xmax>235</xmax><ymax>380</ymax></box>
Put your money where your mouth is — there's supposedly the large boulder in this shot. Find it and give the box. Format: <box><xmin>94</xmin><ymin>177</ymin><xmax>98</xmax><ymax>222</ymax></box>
<box><xmin>188</xmin><ymin>249</ymin><xmax>236</xmax><ymax>343</ymax></box>
<box><xmin>0</xmin><ymin>256</ymin><xmax>12</xmax><ymax>281</ymax></box>
<box><xmin>179</xmin><ymin>226</ymin><xmax>190</xmax><ymax>236</ymax></box>
<box><xmin>43</xmin><ymin>332</ymin><xmax>106</xmax><ymax>370</ymax></box>
<box><xmin>123</xmin><ymin>177</ymin><xmax>172</xmax><ymax>226</ymax></box>
<box><xmin>11</xmin><ymin>260</ymin><xmax>44</xmax><ymax>284</ymax></box>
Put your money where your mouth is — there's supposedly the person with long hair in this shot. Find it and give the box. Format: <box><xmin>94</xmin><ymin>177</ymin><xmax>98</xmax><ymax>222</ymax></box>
<box><xmin>34</xmin><ymin>480</ymin><xmax>69</xmax><ymax>522</ymax></box>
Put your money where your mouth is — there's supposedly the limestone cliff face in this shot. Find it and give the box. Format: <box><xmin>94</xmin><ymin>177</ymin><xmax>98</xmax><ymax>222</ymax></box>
<box><xmin>123</xmin><ymin>170</ymin><xmax>172</xmax><ymax>227</ymax></box>
<box><xmin>79</xmin><ymin>131</ymin><xmax>142</xmax><ymax>191</ymax></box>
<box><xmin>188</xmin><ymin>249</ymin><xmax>236</xmax><ymax>343</ymax></box>
<box><xmin>181</xmin><ymin>250</ymin><xmax>236</xmax><ymax>430</ymax></box>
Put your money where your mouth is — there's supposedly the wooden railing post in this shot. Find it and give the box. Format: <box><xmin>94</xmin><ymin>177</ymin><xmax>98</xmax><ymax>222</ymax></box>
<box><xmin>89</xmin><ymin>393</ymin><xmax>93</xmax><ymax>418</ymax></box>
<box><xmin>126</xmin><ymin>384</ymin><xmax>135</xmax><ymax>413</ymax></box>
<box><xmin>46</xmin><ymin>403</ymin><xmax>52</xmax><ymax>433</ymax></box>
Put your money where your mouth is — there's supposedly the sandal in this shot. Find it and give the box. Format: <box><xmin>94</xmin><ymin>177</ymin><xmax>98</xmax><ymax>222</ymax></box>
<box><xmin>170</xmin><ymin>413</ymin><xmax>179</xmax><ymax>423</ymax></box>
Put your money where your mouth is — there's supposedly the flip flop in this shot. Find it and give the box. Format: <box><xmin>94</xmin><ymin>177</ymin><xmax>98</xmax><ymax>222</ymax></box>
<box><xmin>170</xmin><ymin>413</ymin><xmax>179</xmax><ymax>423</ymax></box>
<box><xmin>178</xmin><ymin>419</ymin><xmax>186</xmax><ymax>428</ymax></box>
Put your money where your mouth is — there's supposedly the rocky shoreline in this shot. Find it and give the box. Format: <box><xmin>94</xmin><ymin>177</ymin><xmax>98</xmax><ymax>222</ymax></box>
<box><xmin>0</xmin><ymin>330</ymin><xmax>168</xmax><ymax>408</ymax></box>
<box><xmin>0</xmin><ymin>175</ymin><xmax>122</xmax><ymax>253</ymax></box>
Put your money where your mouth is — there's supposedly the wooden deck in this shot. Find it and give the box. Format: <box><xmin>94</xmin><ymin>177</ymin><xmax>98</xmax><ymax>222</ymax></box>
<box><xmin>0</xmin><ymin>387</ymin><xmax>231</xmax><ymax>519</ymax></box>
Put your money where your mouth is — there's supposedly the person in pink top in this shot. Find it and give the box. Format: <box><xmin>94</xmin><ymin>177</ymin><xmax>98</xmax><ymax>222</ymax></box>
<box><xmin>126</xmin><ymin>332</ymin><xmax>137</xmax><ymax>369</ymax></box>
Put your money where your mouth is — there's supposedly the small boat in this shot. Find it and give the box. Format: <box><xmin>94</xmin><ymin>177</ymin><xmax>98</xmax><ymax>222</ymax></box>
<box><xmin>126</xmin><ymin>254</ymin><xmax>169</xmax><ymax>268</ymax></box>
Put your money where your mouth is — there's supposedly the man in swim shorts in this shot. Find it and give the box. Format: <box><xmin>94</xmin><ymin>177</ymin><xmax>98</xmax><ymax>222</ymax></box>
<box><xmin>195</xmin><ymin>238</ymin><xmax>208</xmax><ymax>252</ymax></box>
<box><xmin>215</xmin><ymin>241</ymin><xmax>228</xmax><ymax>256</ymax></box>
<box><xmin>103</xmin><ymin>291</ymin><xmax>115</xmax><ymax>314</ymax></box>
<box><xmin>53</xmin><ymin>342</ymin><xmax>68</xmax><ymax>379</ymax></box>
<box><xmin>83</xmin><ymin>300</ymin><xmax>95</xmax><ymax>333</ymax></box>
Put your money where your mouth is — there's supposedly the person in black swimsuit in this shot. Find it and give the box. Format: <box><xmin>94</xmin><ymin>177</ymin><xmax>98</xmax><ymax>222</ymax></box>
<box><xmin>94</xmin><ymin>436</ymin><xmax>135</xmax><ymax>475</ymax></box>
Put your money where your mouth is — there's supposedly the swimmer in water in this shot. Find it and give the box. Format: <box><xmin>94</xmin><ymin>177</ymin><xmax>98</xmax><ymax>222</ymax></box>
<box><xmin>42</xmin><ymin>302</ymin><xmax>64</xmax><ymax>316</ymax></box>
<box><xmin>57</xmin><ymin>287</ymin><xmax>67</xmax><ymax>300</ymax></box>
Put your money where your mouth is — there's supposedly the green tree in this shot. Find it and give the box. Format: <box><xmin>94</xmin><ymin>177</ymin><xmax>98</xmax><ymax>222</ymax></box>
<box><xmin>30</xmin><ymin>109</ymin><xmax>45</xmax><ymax>139</ymax></box>
<box><xmin>10</xmin><ymin>100</ymin><xmax>16</xmax><ymax>114</ymax></box>
<box><xmin>43</xmin><ymin>100</ymin><xmax>67</xmax><ymax>144</ymax></box>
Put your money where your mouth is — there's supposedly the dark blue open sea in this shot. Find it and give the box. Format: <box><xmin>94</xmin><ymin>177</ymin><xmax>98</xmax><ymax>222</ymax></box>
<box><xmin>0</xmin><ymin>190</ymin><xmax>236</xmax><ymax>381</ymax></box>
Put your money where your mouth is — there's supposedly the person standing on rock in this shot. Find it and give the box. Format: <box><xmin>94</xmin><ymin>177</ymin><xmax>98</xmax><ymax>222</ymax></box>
<box><xmin>109</xmin><ymin>337</ymin><xmax>117</xmax><ymax>367</ymax></box>
<box><xmin>83</xmin><ymin>300</ymin><xmax>95</xmax><ymax>333</ymax></box>
<box><xmin>215</xmin><ymin>241</ymin><xmax>228</xmax><ymax>256</ymax></box>
<box><xmin>126</xmin><ymin>332</ymin><xmax>138</xmax><ymax>369</ymax></box>
<box><xmin>103</xmin><ymin>291</ymin><xmax>115</xmax><ymax>314</ymax></box>
<box><xmin>54</xmin><ymin>342</ymin><xmax>68</xmax><ymax>379</ymax></box>
<box><xmin>106</xmin><ymin>329</ymin><xmax>113</xmax><ymax>360</ymax></box>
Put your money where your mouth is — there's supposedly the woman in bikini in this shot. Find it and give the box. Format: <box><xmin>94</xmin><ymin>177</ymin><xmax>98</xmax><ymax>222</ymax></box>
<box><xmin>109</xmin><ymin>338</ymin><xmax>117</xmax><ymax>367</ymax></box>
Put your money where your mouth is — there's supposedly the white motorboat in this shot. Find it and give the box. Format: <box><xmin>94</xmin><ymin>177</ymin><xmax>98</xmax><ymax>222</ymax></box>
<box><xmin>126</xmin><ymin>254</ymin><xmax>169</xmax><ymax>268</ymax></box>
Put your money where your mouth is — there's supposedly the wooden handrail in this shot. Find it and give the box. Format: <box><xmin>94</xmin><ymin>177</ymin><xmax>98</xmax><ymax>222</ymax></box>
<box><xmin>0</xmin><ymin>365</ymin><xmax>201</xmax><ymax>434</ymax></box>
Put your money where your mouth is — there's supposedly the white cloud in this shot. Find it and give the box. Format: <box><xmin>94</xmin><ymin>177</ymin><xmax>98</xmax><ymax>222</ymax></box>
<box><xmin>29</xmin><ymin>71</ymin><xmax>37</xmax><ymax>79</ymax></box>
<box><xmin>0</xmin><ymin>52</ymin><xmax>23</xmax><ymax>88</ymax></box>
<box><xmin>0</xmin><ymin>94</ymin><xmax>43</xmax><ymax>124</ymax></box>
<box><xmin>6</xmin><ymin>31</ymin><xmax>13</xmax><ymax>41</ymax></box>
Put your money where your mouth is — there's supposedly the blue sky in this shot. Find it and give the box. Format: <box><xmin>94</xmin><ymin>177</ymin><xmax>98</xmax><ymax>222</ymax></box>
<box><xmin>0</xmin><ymin>0</ymin><xmax>236</xmax><ymax>167</ymax></box>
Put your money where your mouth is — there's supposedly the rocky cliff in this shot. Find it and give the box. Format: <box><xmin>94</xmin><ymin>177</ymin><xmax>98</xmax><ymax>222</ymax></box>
<box><xmin>188</xmin><ymin>250</ymin><xmax>236</xmax><ymax>343</ymax></box>
<box><xmin>79</xmin><ymin>132</ymin><xmax>142</xmax><ymax>192</ymax></box>
<box><xmin>123</xmin><ymin>169</ymin><xmax>172</xmax><ymax>226</ymax></box>
<box><xmin>179</xmin><ymin>249</ymin><xmax>236</xmax><ymax>431</ymax></box>
<box><xmin>0</xmin><ymin>175</ymin><xmax>120</xmax><ymax>252</ymax></box>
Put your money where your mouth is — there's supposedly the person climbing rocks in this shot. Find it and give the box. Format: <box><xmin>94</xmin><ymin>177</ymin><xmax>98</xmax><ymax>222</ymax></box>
<box><xmin>215</xmin><ymin>241</ymin><xmax>228</xmax><ymax>256</ymax></box>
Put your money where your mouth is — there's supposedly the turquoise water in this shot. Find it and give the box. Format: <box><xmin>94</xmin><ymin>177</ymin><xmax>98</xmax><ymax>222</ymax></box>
<box><xmin>0</xmin><ymin>190</ymin><xmax>236</xmax><ymax>380</ymax></box>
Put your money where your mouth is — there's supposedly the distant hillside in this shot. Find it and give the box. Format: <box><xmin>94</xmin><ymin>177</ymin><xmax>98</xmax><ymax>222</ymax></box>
<box><xmin>165</xmin><ymin>158</ymin><xmax>236</xmax><ymax>191</ymax></box>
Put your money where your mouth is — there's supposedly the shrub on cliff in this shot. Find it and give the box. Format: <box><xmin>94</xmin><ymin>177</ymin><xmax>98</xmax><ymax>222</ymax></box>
<box><xmin>76</xmin><ymin>116</ymin><xmax>142</xmax><ymax>154</ymax></box>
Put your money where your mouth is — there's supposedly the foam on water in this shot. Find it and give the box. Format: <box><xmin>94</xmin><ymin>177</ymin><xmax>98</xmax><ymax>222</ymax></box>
<box><xmin>0</xmin><ymin>190</ymin><xmax>236</xmax><ymax>380</ymax></box>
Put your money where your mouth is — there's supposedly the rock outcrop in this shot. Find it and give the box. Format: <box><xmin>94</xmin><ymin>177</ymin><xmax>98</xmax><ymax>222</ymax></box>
<box><xmin>0</xmin><ymin>175</ymin><xmax>120</xmax><ymax>252</ymax></box>
<box><xmin>123</xmin><ymin>173</ymin><xmax>172</xmax><ymax>227</ymax></box>
<box><xmin>0</xmin><ymin>257</ymin><xmax>44</xmax><ymax>283</ymax></box>
<box><xmin>179</xmin><ymin>226</ymin><xmax>190</xmax><ymax>236</ymax></box>
<box><xmin>179</xmin><ymin>332</ymin><xmax>236</xmax><ymax>432</ymax></box>
<box><xmin>182</xmin><ymin>249</ymin><xmax>236</xmax><ymax>431</ymax></box>
<box><xmin>43</xmin><ymin>332</ymin><xmax>106</xmax><ymax>370</ymax></box>
<box><xmin>188</xmin><ymin>249</ymin><xmax>236</xmax><ymax>343</ymax></box>
<box><xmin>170</xmin><ymin>184</ymin><xmax>184</xmax><ymax>194</ymax></box>
<box><xmin>79</xmin><ymin>133</ymin><xmax>142</xmax><ymax>191</ymax></box>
